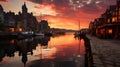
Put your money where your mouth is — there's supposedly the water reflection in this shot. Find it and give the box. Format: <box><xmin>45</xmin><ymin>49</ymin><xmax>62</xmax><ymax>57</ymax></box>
<box><xmin>0</xmin><ymin>33</ymin><xmax>85</xmax><ymax>67</ymax></box>
<box><xmin>0</xmin><ymin>36</ymin><xmax>50</xmax><ymax>65</ymax></box>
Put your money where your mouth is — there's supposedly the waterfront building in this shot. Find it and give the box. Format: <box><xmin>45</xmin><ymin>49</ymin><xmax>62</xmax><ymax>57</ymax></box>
<box><xmin>89</xmin><ymin>0</ymin><xmax>120</xmax><ymax>39</ymax></box>
<box><xmin>20</xmin><ymin>2</ymin><xmax>38</xmax><ymax>32</ymax></box>
<box><xmin>4</xmin><ymin>11</ymin><xmax>16</xmax><ymax>32</ymax></box>
<box><xmin>0</xmin><ymin>2</ymin><xmax>38</xmax><ymax>33</ymax></box>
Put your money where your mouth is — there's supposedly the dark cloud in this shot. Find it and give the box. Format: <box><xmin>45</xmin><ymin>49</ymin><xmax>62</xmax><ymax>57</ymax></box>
<box><xmin>104</xmin><ymin>0</ymin><xmax>116</xmax><ymax>5</ymax></box>
<box><xmin>28</xmin><ymin>0</ymin><xmax>70</xmax><ymax>7</ymax></box>
<box><xmin>30</xmin><ymin>0</ymin><xmax>71</xmax><ymax>16</ymax></box>
<box><xmin>27</xmin><ymin>0</ymin><xmax>43</xmax><ymax>4</ymax></box>
<box><xmin>77</xmin><ymin>0</ymin><xmax>116</xmax><ymax>14</ymax></box>
<box><xmin>28</xmin><ymin>0</ymin><xmax>116</xmax><ymax>17</ymax></box>
<box><xmin>27</xmin><ymin>0</ymin><xmax>116</xmax><ymax>11</ymax></box>
<box><xmin>52</xmin><ymin>0</ymin><xmax>69</xmax><ymax>6</ymax></box>
<box><xmin>0</xmin><ymin>0</ymin><xmax>7</xmax><ymax>2</ymax></box>
<box><xmin>80</xmin><ymin>1</ymin><xmax>105</xmax><ymax>14</ymax></box>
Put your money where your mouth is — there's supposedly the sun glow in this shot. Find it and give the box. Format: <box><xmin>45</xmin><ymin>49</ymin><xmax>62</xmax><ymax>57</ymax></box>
<box><xmin>34</xmin><ymin>4</ymin><xmax>58</xmax><ymax>16</ymax></box>
<box><xmin>0</xmin><ymin>0</ymin><xmax>116</xmax><ymax>30</ymax></box>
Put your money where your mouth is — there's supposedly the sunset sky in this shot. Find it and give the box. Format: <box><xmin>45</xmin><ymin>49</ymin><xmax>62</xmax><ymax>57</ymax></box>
<box><xmin>0</xmin><ymin>0</ymin><xmax>116</xmax><ymax>30</ymax></box>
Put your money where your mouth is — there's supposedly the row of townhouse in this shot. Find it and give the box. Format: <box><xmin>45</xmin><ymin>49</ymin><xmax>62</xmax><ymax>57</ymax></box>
<box><xmin>89</xmin><ymin>0</ymin><xmax>120</xmax><ymax>39</ymax></box>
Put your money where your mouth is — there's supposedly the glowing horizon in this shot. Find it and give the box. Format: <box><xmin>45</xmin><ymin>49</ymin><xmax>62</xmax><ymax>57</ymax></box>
<box><xmin>0</xmin><ymin>0</ymin><xmax>116</xmax><ymax>30</ymax></box>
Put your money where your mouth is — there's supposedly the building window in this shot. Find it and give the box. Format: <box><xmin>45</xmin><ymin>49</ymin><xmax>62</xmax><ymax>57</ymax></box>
<box><xmin>10</xmin><ymin>39</ymin><xmax>14</xmax><ymax>44</ymax></box>
<box><xmin>108</xmin><ymin>29</ymin><xmax>112</xmax><ymax>34</ymax></box>
<box><xmin>18</xmin><ymin>28</ymin><xmax>22</xmax><ymax>32</ymax></box>
<box><xmin>112</xmin><ymin>17</ymin><xmax>117</xmax><ymax>22</ymax></box>
<box><xmin>100</xmin><ymin>29</ymin><xmax>105</xmax><ymax>35</ymax></box>
<box><xmin>107</xmin><ymin>19</ymin><xmax>110</xmax><ymax>23</ymax></box>
<box><xmin>9</xmin><ymin>28</ymin><xmax>14</xmax><ymax>32</ymax></box>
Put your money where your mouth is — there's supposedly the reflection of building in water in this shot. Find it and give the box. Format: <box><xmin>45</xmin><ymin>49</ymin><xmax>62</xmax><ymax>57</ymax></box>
<box><xmin>40</xmin><ymin>36</ymin><xmax>50</xmax><ymax>46</ymax></box>
<box><xmin>18</xmin><ymin>38</ymin><xmax>37</xmax><ymax>65</ymax></box>
<box><xmin>0</xmin><ymin>35</ymin><xmax>51</xmax><ymax>65</ymax></box>
<box><xmin>0</xmin><ymin>39</ymin><xmax>16</xmax><ymax>61</ymax></box>
<box><xmin>36</xmin><ymin>36</ymin><xmax>50</xmax><ymax>46</ymax></box>
<box><xmin>0</xmin><ymin>37</ymin><xmax>38</xmax><ymax>65</ymax></box>
<box><xmin>26</xmin><ymin>60</ymin><xmax>77</xmax><ymax>67</ymax></box>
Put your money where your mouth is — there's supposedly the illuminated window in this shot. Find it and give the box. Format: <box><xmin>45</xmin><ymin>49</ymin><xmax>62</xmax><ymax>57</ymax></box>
<box><xmin>9</xmin><ymin>28</ymin><xmax>14</xmax><ymax>32</ymax></box>
<box><xmin>112</xmin><ymin>17</ymin><xmax>117</xmax><ymax>22</ymax></box>
<box><xmin>107</xmin><ymin>19</ymin><xmax>110</xmax><ymax>23</ymax></box>
<box><xmin>10</xmin><ymin>40</ymin><xmax>14</xmax><ymax>44</ymax></box>
<box><xmin>18</xmin><ymin>28</ymin><xmax>22</xmax><ymax>32</ymax></box>
<box><xmin>108</xmin><ymin>29</ymin><xmax>112</xmax><ymax>34</ymax></box>
<box><xmin>100</xmin><ymin>29</ymin><xmax>105</xmax><ymax>35</ymax></box>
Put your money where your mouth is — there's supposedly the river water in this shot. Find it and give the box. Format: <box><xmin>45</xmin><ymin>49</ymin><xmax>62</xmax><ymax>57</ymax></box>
<box><xmin>0</xmin><ymin>33</ymin><xmax>85</xmax><ymax>67</ymax></box>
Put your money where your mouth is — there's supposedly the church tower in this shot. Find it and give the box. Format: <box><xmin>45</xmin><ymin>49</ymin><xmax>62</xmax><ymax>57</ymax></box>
<box><xmin>22</xmin><ymin>2</ymin><xmax>28</xmax><ymax>14</ymax></box>
<box><xmin>0</xmin><ymin>4</ymin><xmax>4</xmax><ymax>23</ymax></box>
<box><xmin>22</xmin><ymin>2</ymin><xmax>28</xmax><ymax>31</ymax></box>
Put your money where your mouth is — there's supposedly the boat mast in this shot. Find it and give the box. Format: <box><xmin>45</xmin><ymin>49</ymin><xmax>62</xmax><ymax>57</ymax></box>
<box><xmin>78</xmin><ymin>20</ymin><xmax>80</xmax><ymax>31</ymax></box>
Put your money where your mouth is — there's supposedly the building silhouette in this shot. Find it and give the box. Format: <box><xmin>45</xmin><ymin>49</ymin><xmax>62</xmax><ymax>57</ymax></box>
<box><xmin>89</xmin><ymin>0</ymin><xmax>120</xmax><ymax>39</ymax></box>
<box><xmin>0</xmin><ymin>2</ymin><xmax>38</xmax><ymax>33</ymax></box>
<box><xmin>38</xmin><ymin>20</ymin><xmax>50</xmax><ymax>33</ymax></box>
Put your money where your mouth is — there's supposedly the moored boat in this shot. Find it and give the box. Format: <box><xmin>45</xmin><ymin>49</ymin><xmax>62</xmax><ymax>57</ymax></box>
<box><xmin>34</xmin><ymin>32</ymin><xmax>44</xmax><ymax>36</ymax></box>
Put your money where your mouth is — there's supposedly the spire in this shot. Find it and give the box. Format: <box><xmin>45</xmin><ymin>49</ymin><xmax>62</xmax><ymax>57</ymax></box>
<box><xmin>22</xmin><ymin>2</ymin><xmax>27</xmax><ymax>9</ymax></box>
<box><xmin>24</xmin><ymin>2</ymin><xmax>26</xmax><ymax>5</ymax></box>
<box><xmin>22</xmin><ymin>54</ymin><xmax>27</xmax><ymax>67</ymax></box>
<box><xmin>23</xmin><ymin>2</ymin><xmax>26</xmax><ymax>7</ymax></box>
<box><xmin>22</xmin><ymin>2</ymin><xmax>28</xmax><ymax>14</ymax></box>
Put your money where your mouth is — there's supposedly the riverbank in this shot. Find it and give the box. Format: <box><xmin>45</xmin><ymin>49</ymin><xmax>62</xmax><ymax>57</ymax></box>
<box><xmin>87</xmin><ymin>35</ymin><xmax>120</xmax><ymax>67</ymax></box>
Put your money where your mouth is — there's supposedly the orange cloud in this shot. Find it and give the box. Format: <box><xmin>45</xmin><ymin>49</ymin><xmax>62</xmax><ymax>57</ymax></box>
<box><xmin>1</xmin><ymin>0</ymin><xmax>117</xmax><ymax>30</ymax></box>
<box><xmin>0</xmin><ymin>0</ymin><xmax>9</xmax><ymax>4</ymax></box>
<box><xmin>34</xmin><ymin>4</ymin><xmax>57</xmax><ymax>16</ymax></box>
<box><xmin>0</xmin><ymin>0</ymin><xmax>7</xmax><ymax>2</ymax></box>
<box><xmin>30</xmin><ymin>0</ymin><xmax>116</xmax><ymax>30</ymax></box>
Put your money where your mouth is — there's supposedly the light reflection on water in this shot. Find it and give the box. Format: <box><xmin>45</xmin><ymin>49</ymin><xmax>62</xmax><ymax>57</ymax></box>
<box><xmin>0</xmin><ymin>33</ymin><xmax>85</xmax><ymax>67</ymax></box>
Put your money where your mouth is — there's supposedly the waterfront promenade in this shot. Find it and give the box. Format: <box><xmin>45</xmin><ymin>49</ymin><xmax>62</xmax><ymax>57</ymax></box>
<box><xmin>87</xmin><ymin>35</ymin><xmax>120</xmax><ymax>67</ymax></box>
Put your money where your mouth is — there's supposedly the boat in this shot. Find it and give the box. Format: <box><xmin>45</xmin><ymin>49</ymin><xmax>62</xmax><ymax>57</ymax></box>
<box><xmin>34</xmin><ymin>32</ymin><xmax>44</xmax><ymax>36</ymax></box>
